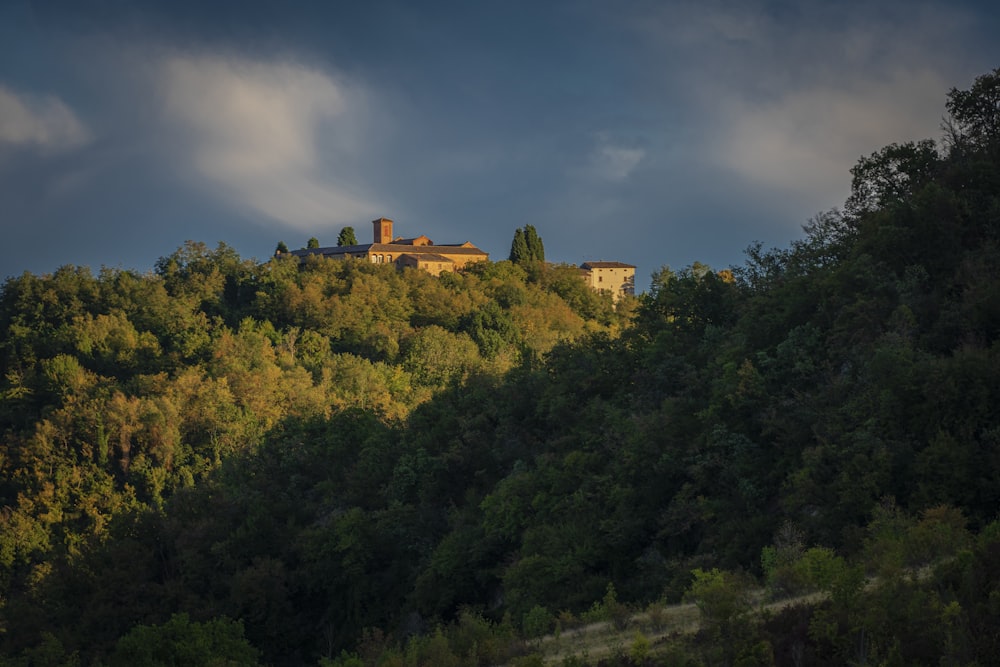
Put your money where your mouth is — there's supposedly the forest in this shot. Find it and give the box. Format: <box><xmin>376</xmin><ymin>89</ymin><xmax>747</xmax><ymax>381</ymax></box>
<box><xmin>1</xmin><ymin>69</ymin><xmax>999</xmax><ymax>666</ymax></box>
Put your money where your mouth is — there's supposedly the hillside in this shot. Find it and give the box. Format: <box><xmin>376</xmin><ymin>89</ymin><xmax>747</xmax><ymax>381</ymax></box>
<box><xmin>2</xmin><ymin>68</ymin><xmax>1000</xmax><ymax>666</ymax></box>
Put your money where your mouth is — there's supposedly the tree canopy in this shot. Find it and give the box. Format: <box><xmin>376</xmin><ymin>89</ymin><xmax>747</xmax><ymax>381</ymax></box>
<box><xmin>509</xmin><ymin>225</ymin><xmax>544</xmax><ymax>264</ymax></box>
<box><xmin>337</xmin><ymin>226</ymin><xmax>358</xmax><ymax>247</ymax></box>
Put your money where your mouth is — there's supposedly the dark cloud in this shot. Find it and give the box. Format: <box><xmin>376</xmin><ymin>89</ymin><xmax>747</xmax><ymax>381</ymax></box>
<box><xmin>2</xmin><ymin>0</ymin><xmax>1000</xmax><ymax>285</ymax></box>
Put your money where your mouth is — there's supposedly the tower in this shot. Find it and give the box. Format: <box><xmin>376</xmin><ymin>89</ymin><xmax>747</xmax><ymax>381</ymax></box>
<box><xmin>372</xmin><ymin>217</ymin><xmax>394</xmax><ymax>244</ymax></box>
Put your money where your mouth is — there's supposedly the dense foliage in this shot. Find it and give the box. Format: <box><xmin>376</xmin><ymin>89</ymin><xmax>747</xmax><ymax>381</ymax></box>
<box><xmin>337</xmin><ymin>228</ymin><xmax>359</xmax><ymax>247</ymax></box>
<box><xmin>2</xmin><ymin>68</ymin><xmax>1000</xmax><ymax>665</ymax></box>
<box><xmin>509</xmin><ymin>225</ymin><xmax>545</xmax><ymax>265</ymax></box>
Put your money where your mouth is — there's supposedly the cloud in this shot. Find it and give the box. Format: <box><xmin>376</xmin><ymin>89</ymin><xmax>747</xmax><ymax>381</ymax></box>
<box><xmin>714</xmin><ymin>68</ymin><xmax>948</xmax><ymax>207</ymax></box>
<box><xmin>591</xmin><ymin>134</ymin><xmax>645</xmax><ymax>182</ymax></box>
<box><xmin>0</xmin><ymin>85</ymin><xmax>91</xmax><ymax>151</ymax></box>
<box><xmin>160</xmin><ymin>55</ymin><xmax>382</xmax><ymax>230</ymax></box>
<box><xmin>631</xmin><ymin>1</ymin><xmax>976</xmax><ymax>217</ymax></box>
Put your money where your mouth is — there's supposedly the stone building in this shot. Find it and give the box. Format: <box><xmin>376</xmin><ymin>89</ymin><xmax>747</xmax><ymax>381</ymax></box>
<box><xmin>579</xmin><ymin>261</ymin><xmax>636</xmax><ymax>301</ymax></box>
<box><xmin>285</xmin><ymin>218</ymin><xmax>489</xmax><ymax>276</ymax></box>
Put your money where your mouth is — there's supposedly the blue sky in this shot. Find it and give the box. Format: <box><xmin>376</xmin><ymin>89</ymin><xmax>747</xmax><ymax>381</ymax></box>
<box><xmin>2</xmin><ymin>0</ymin><xmax>998</xmax><ymax>290</ymax></box>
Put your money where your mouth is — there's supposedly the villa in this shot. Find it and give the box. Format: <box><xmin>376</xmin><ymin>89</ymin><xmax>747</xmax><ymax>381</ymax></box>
<box><xmin>285</xmin><ymin>218</ymin><xmax>490</xmax><ymax>276</ymax></box>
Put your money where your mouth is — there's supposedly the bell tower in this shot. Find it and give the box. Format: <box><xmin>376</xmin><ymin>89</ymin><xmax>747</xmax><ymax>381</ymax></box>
<box><xmin>372</xmin><ymin>217</ymin><xmax>394</xmax><ymax>244</ymax></box>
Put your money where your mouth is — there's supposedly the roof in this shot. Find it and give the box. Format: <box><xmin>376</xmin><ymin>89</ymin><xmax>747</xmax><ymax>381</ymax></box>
<box><xmin>373</xmin><ymin>243</ymin><xmax>486</xmax><ymax>256</ymax></box>
<box><xmin>581</xmin><ymin>261</ymin><xmax>636</xmax><ymax>269</ymax></box>
<box><xmin>391</xmin><ymin>235</ymin><xmax>433</xmax><ymax>246</ymax></box>
<box><xmin>398</xmin><ymin>252</ymin><xmax>454</xmax><ymax>263</ymax></box>
<box><xmin>289</xmin><ymin>242</ymin><xmax>488</xmax><ymax>259</ymax></box>
<box><xmin>289</xmin><ymin>244</ymin><xmax>371</xmax><ymax>259</ymax></box>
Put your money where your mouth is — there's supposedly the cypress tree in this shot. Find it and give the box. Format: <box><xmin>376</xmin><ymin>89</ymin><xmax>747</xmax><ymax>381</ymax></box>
<box><xmin>509</xmin><ymin>228</ymin><xmax>529</xmax><ymax>263</ymax></box>
<box><xmin>524</xmin><ymin>225</ymin><xmax>544</xmax><ymax>262</ymax></box>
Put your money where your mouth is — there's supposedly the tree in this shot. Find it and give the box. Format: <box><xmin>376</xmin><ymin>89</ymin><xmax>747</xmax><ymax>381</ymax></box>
<box><xmin>521</xmin><ymin>605</ymin><xmax>553</xmax><ymax>641</ymax></box>
<box><xmin>109</xmin><ymin>613</ymin><xmax>260</xmax><ymax>666</ymax></box>
<box><xmin>307</xmin><ymin>237</ymin><xmax>320</xmax><ymax>249</ymax></box>
<box><xmin>509</xmin><ymin>228</ymin><xmax>528</xmax><ymax>263</ymax></box>
<box><xmin>683</xmin><ymin>568</ymin><xmax>756</xmax><ymax>664</ymax></box>
<box><xmin>337</xmin><ymin>227</ymin><xmax>358</xmax><ymax>247</ymax></box>
<box><xmin>524</xmin><ymin>225</ymin><xmax>544</xmax><ymax>262</ymax></box>
<box><xmin>844</xmin><ymin>140</ymin><xmax>940</xmax><ymax>218</ymax></box>
<box><xmin>509</xmin><ymin>226</ymin><xmax>544</xmax><ymax>264</ymax></box>
<box><xmin>275</xmin><ymin>241</ymin><xmax>289</xmax><ymax>254</ymax></box>
<box><xmin>944</xmin><ymin>67</ymin><xmax>1000</xmax><ymax>153</ymax></box>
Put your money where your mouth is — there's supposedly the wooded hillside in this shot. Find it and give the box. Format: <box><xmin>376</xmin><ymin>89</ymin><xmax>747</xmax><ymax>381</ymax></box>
<box><xmin>2</xmin><ymin>68</ymin><xmax>1000</xmax><ymax>666</ymax></box>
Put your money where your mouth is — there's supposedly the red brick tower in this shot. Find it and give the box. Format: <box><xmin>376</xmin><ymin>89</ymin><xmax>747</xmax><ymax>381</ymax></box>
<box><xmin>373</xmin><ymin>217</ymin><xmax>394</xmax><ymax>244</ymax></box>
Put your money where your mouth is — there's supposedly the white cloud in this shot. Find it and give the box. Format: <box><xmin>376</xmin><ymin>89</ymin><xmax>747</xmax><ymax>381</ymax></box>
<box><xmin>632</xmin><ymin>1</ymin><xmax>977</xmax><ymax>218</ymax></box>
<box><xmin>0</xmin><ymin>85</ymin><xmax>91</xmax><ymax>150</ymax></box>
<box><xmin>592</xmin><ymin>135</ymin><xmax>645</xmax><ymax>182</ymax></box>
<box><xmin>160</xmin><ymin>55</ymin><xmax>381</xmax><ymax>230</ymax></box>
<box><xmin>715</xmin><ymin>68</ymin><xmax>948</xmax><ymax>205</ymax></box>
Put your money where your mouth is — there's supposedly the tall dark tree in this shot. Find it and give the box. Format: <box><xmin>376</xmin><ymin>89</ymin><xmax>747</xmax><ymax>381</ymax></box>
<box><xmin>275</xmin><ymin>241</ymin><xmax>289</xmax><ymax>254</ymax></box>
<box><xmin>509</xmin><ymin>228</ymin><xmax>528</xmax><ymax>263</ymax></box>
<box><xmin>337</xmin><ymin>227</ymin><xmax>358</xmax><ymax>247</ymax></box>
<box><xmin>523</xmin><ymin>225</ymin><xmax>544</xmax><ymax>262</ymax></box>
<box><xmin>307</xmin><ymin>237</ymin><xmax>320</xmax><ymax>249</ymax></box>
<box><xmin>509</xmin><ymin>226</ymin><xmax>544</xmax><ymax>264</ymax></box>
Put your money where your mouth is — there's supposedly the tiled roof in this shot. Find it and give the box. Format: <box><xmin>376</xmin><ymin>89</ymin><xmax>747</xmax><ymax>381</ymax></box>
<box><xmin>399</xmin><ymin>252</ymin><xmax>454</xmax><ymax>263</ymax></box>
<box><xmin>289</xmin><ymin>242</ymin><xmax>488</xmax><ymax>259</ymax></box>
<box><xmin>581</xmin><ymin>261</ymin><xmax>635</xmax><ymax>269</ymax></box>
<box><xmin>373</xmin><ymin>243</ymin><xmax>486</xmax><ymax>255</ymax></box>
<box><xmin>289</xmin><ymin>244</ymin><xmax>372</xmax><ymax>258</ymax></box>
<box><xmin>390</xmin><ymin>236</ymin><xmax>434</xmax><ymax>246</ymax></box>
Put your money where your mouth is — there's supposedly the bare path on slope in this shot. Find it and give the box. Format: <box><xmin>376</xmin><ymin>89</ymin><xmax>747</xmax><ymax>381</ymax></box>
<box><xmin>530</xmin><ymin>590</ymin><xmax>826</xmax><ymax>665</ymax></box>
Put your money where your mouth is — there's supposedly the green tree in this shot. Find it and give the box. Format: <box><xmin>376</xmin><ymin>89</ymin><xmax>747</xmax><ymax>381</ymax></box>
<box><xmin>307</xmin><ymin>237</ymin><xmax>320</xmax><ymax>249</ymax></box>
<box><xmin>461</xmin><ymin>301</ymin><xmax>520</xmax><ymax>359</ymax></box>
<box><xmin>337</xmin><ymin>227</ymin><xmax>358</xmax><ymax>247</ymax></box>
<box><xmin>402</xmin><ymin>325</ymin><xmax>481</xmax><ymax>387</ymax></box>
<box><xmin>684</xmin><ymin>568</ymin><xmax>753</xmax><ymax>632</ymax></box>
<box><xmin>509</xmin><ymin>225</ymin><xmax>544</xmax><ymax>264</ymax></box>
<box><xmin>521</xmin><ymin>605</ymin><xmax>553</xmax><ymax>641</ymax></box>
<box><xmin>509</xmin><ymin>228</ymin><xmax>528</xmax><ymax>263</ymax></box>
<box><xmin>275</xmin><ymin>241</ymin><xmax>289</xmax><ymax>254</ymax></box>
<box><xmin>524</xmin><ymin>224</ymin><xmax>544</xmax><ymax>262</ymax></box>
<box><xmin>945</xmin><ymin>67</ymin><xmax>1000</xmax><ymax>153</ymax></box>
<box><xmin>684</xmin><ymin>568</ymin><xmax>757</xmax><ymax>665</ymax></box>
<box><xmin>109</xmin><ymin>614</ymin><xmax>260</xmax><ymax>666</ymax></box>
<box><xmin>845</xmin><ymin>140</ymin><xmax>940</xmax><ymax>218</ymax></box>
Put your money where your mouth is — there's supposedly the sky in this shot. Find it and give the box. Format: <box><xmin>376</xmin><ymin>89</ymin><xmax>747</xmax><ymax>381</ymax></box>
<box><xmin>1</xmin><ymin>0</ymin><xmax>999</xmax><ymax>290</ymax></box>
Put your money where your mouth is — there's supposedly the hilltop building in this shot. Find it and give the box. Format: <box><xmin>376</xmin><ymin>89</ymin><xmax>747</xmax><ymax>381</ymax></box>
<box><xmin>580</xmin><ymin>261</ymin><xmax>636</xmax><ymax>302</ymax></box>
<box><xmin>285</xmin><ymin>218</ymin><xmax>489</xmax><ymax>276</ymax></box>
